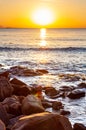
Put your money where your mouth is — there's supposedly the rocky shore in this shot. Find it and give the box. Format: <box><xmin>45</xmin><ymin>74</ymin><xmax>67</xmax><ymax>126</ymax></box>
<box><xmin>0</xmin><ymin>66</ymin><xmax>86</xmax><ymax>130</ymax></box>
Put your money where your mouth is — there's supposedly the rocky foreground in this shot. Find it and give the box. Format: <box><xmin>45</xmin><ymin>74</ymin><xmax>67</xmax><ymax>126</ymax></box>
<box><xmin>0</xmin><ymin>66</ymin><xmax>86</xmax><ymax>130</ymax></box>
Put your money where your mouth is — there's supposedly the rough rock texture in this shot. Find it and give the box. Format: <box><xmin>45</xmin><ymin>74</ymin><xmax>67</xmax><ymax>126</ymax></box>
<box><xmin>0</xmin><ymin>103</ymin><xmax>9</xmax><ymax>125</ymax></box>
<box><xmin>2</xmin><ymin>95</ymin><xmax>21</xmax><ymax>116</ymax></box>
<box><xmin>10</xmin><ymin>78</ymin><xmax>31</xmax><ymax>96</ymax></box>
<box><xmin>0</xmin><ymin>77</ymin><xmax>13</xmax><ymax>101</ymax></box>
<box><xmin>11</xmin><ymin>112</ymin><xmax>73</xmax><ymax>130</ymax></box>
<box><xmin>0</xmin><ymin>120</ymin><xmax>6</xmax><ymax>130</ymax></box>
<box><xmin>21</xmin><ymin>95</ymin><xmax>45</xmax><ymax>115</ymax></box>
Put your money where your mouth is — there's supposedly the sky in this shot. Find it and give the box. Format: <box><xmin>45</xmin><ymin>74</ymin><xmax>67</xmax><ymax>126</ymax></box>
<box><xmin>0</xmin><ymin>0</ymin><xmax>86</xmax><ymax>28</ymax></box>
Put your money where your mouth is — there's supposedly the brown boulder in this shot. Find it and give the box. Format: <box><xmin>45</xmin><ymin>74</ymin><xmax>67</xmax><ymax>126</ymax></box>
<box><xmin>52</xmin><ymin>101</ymin><xmax>63</xmax><ymax>110</ymax></box>
<box><xmin>73</xmin><ymin>123</ymin><xmax>86</xmax><ymax>130</ymax></box>
<box><xmin>0</xmin><ymin>103</ymin><xmax>9</xmax><ymax>125</ymax></box>
<box><xmin>45</xmin><ymin>87</ymin><xmax>59</xmax><ymax>98</ymax></box>
<box><xmin>0</xmin><ymin>77</ymin><xmax>13</xmax><ymax>101</ymax></box>
<box><xmin>22</xmin><ymin>95</ymin><xmax>45</xmax><ymax>115</ymax></box>
<box><xmin>67</xmin><ymin>89</ymin><xmax>85</xmax><ymax>99</ymax></box>
<box><xmin>2</xmin><ymin>95</ymin><xmax>21</xmax><ymax>116</ymax></box>
<box><xmin>11</xmin><ymin>112</ymin><xmax>73</xmax><ymax>130</ymax></box>
<box><xmin>10</xmin><ymin>78</ymin><xmax>31</xmax><ymax>96</ymax></box>
<box><xmin>60</xmin><ymin>109</ymin><xmax>70</xmax><ymax>115</ymax></box>
<box><xmin>0</xmin><ymin>120</ymin><xmax>6</xmax><ymax>130</ymax></box>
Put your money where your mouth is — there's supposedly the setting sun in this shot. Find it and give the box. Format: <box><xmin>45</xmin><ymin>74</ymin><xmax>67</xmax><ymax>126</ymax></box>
<box><xmin>32</xmin><ymin>8</ymin><xmax>54</xmax><ymax>26</ymax></box>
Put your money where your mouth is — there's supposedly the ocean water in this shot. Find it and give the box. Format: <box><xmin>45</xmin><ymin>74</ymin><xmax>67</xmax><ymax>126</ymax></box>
<box><xmin>0</xmin><ymin>28</ymin><xmax>86</xmax><ymax>125</ymax></box>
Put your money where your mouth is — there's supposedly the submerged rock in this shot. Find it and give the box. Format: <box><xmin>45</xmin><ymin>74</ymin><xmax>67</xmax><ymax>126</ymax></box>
<box><xmin>21</xmin><ymin>95</ymin><xmax>45</xmax><ymax>115</ymax></box>
<box><xmin>67</xmin><ymin>89</ymin><xmax>85</xmax><ymax>99</ymax></box>
<box><xmin>0</xmin><ymin>77</ymin><xmax>13</xmax><ymax>101</ymax></box>
<box><xmin>11</xmin><ymin>112</ymin><xmax>72</xmax><ymax>130</ymax></box>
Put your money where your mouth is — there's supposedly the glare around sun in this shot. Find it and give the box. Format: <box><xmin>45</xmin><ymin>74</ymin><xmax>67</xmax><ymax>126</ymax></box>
<box><xmin>32</xmin><ymin>8</ymin><xmax>54</xmax><ymax>25</ymax></box>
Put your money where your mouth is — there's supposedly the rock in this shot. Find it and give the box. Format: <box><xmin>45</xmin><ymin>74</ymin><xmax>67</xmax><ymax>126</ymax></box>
<box><xmin>45</xmin><ymin>87</ymin><xmax>59</xmax><ymax>98</ymax></box>
<box><xmin>2</xmin><ymin>95</ymin><xmax>21</xmax><ymax>116</ymax></box>
<box><xmin>58</xmin><ymin>73</ymin><xmax>80</xmax><ymax>82</ymax></box>
<box><xmin>0</xmin><ymin>71</ymin><xmax>9</xmax><ymax>79</ymax></box>
<box><xmin>9</xmin><ymin>66</ymin><xmax>36</xmax><ymax>76</ymax></box>
<box><xmin>0</xmin><ymin>77</ymin><xmax>13</xmax><ymax>101</ymax></box>
<box><xmin>0</xmin><ymin>103</ymin><xmax>9</xmax><ymax>125</ymax></box>
<box><xmin>0</xmin><ymin>120</ymin><xmax>6</xmax><ymax>130</ymax></box>
<box><xmin>60</xmin><ymin>109</ymin><xmax>70</xmax><ymax>115</ymax></box>
<box><xmin>10</xmin><ymin>78</ymin><xmax>31</xmax><ymax>96</ymax></box>
<box><xmin>73</xmin><ymin>123</ymin><xmax>86</xmax><ymax>130</ymax></box>
<box><xmin>11</xmin><ymin>112</ymin><xmax>72</xmax><ymax>130</ymax></box>
<box><xmin>52</xmin><ymin>101</ymin><xmax>63</xmax><ymax>110</ymax></box>
<box><xmin>9</xmin><ymin>66</ymin><xmax>49</xmax><ymax>77</ymax></box>
<box><xmin>36</xmin><ymin>69</ymin><xmax>48</xmax><ymax>75</ymax></box>
<box><xmin>67</xmin><ymin>89</ymin><xmax>85</xmax><ymax>99</ymax></box>
<box><xmin>7</xmin><ymin>115</ymin><xmax>23</xmax><ymax>130</ymax></box>
<box><xmin>78</xmin><ymin>83</ymin><xmax>86</xmax><ymax>89</ymax></box>
<box><xmin>41</xmin><ymin>99</ymin><xmax>52</xmax><ymax>108</ymax></box>
<box><xmin>59</xmin><ymin>86</ymin><xmax>75</xmax><ymax>92</ymax></box>
<box><xmin>21</xmin><ymin>95</ymin><xmax>45</xmax><ymax>115</ymax></box>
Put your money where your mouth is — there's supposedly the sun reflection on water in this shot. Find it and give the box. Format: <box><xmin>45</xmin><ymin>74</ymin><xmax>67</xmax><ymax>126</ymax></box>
<box><xmin>40</xmin><ymin>28</ymin><xmax>47</xmax><ymax>48</ymax></box>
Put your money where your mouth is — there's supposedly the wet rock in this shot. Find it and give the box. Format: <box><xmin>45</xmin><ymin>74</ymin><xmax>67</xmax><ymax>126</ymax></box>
<box><xmin>60</xmin><ymin>109</ymin><xmax>70</xmax><ymax>115</ymax></box>
<box><xmin>9</xmin><ymin>66</ymin><xmax>48</xmax><ymax>77</ymax></box>
<box><xmin>59</xmin><ymin>73</ymin><xmax>80</xmax><ymax>82</ymax></box>
<box><xmin>0</xmin><ymin>103</ymin><xmax>9</xmax><ymax>125</ymax></box>
<box><xmin>73</xmin><ymin>123</ymin><xmax>86</xmax><ymax>130</ymax></box>
<box><xmin>21</xmin><ymin>95</ymin><xmax>45</xmax><ymax>115</ymax></box>
<box><xmin>45</xmin><ymin>87</ymin><xmax>59</xmax><ymax>98</ymax></box>
<box><xmin>10</xmin><ymin>78</ymin><xmax>31</xmax><ymax>96</ymax></box>
<box><xmin>67</xmin><ymin>89</ymin><xmax>85</xmax><ymax>99</ymax></box>
<box><xmin>59</xmin><ymin>86</ymin><xmax>75</xmax><ymax>92</ymax></box>
<box><xmin>0</xmin><ymin>120</ymin><xmax>6</xmax><ymax>130</ymax></box>
<box><xmin>0</xmin><ymin>77</ymin><xmax>13</xmax><ymax>101</ymax></box>
<box><xmin>78</xmin><ymin>83</ymin><xmax>86</xmax><ymax>89</ymax></box>
<box><xmin>52</xmin><ymin>101</ymin><xmax>63</xmax><ymax>110</ymax></box>
<box><xmin>2</xmin><ymin>95</ymin><xmax>21</xmax><ymax>116</ymax></box>
<box><xmin>9</xmin><ymin>66</ymin><xmax>37</xmax><ymax>76</ymax></box>
<box><xmin>41</xmin><ymin>99</ymin><xmax>52</xmax><ymax>108</ymax></box>
<box><xmin>0</xmin><ymin>71</ymin><xmax>9</xmax><ymax>79</ymax></box>
<box><xmin>11</xmin><ymin>112</ymin><xmax>72</xmax><ymax>130</ymax></box>
<box><xmin>36</xmin><ymin>69</ymin><xmax>48</xmax><ymax>75</ymax></box>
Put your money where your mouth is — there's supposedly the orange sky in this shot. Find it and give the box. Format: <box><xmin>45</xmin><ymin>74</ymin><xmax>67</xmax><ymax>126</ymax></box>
<box><xmin>0</xmin><ymin>0</ymin><xmax>86</xmax><ymax>28</ymax></box>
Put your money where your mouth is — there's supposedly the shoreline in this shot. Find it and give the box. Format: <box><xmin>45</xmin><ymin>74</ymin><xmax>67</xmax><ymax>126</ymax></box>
<box><xmin>0</xmin><ymin>65</ymin><xmax>86</xmax><ymax>129</ymax></box>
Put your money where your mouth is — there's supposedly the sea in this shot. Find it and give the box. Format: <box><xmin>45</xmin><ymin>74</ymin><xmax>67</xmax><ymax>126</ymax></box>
<box><xmin>0</xmin><ymin>28</ymin><xmax>86</xmax><ymax>126</ymax></box>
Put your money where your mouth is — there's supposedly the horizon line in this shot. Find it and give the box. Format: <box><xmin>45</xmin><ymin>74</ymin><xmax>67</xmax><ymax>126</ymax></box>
<box><xmin>0</xmin><ymin>27</ymin><xmax>86</xmax><ymax>29</ymax></box>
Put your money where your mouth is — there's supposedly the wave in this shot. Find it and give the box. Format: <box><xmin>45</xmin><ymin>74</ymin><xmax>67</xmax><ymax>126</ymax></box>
<box><xmin>0</xmin><ymin>46</ymin><xmax>86</xmax><ymax>52</ymax></box>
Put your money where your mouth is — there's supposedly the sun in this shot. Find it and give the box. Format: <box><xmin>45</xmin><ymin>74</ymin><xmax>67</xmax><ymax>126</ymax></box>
<box><xmin>32</xmin><ymin>8</ymin><xmax>54</xmax><ymax>25</ymax></box>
